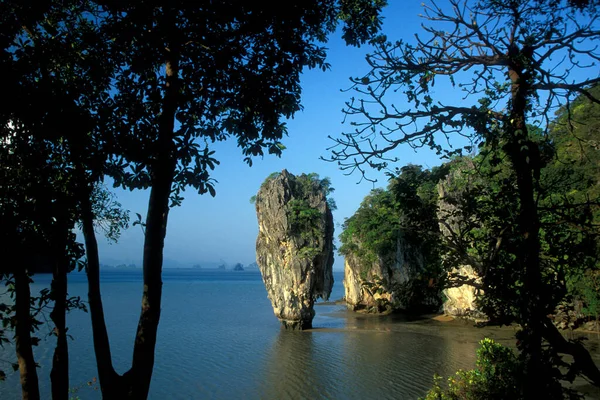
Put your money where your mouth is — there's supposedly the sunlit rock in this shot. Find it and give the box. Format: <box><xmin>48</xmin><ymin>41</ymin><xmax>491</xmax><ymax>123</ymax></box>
<box><xmin>343</xmin><ymin>231</ymin><xmax>426</xmax><ymax>313</ymax></box>
<box><xmin>254</xmin><ymin>170</ymin><xmax>334</xmax><ymax>330</ymax></box>
<box><xmin>442</xmin><ymin>265</ymin><xmax>485</xmax><ymax>319</ymax></box>
<box><xmin>437</xmin><ymin>167</ymin><xmax>486</xmax><ymax>320</ymax></box>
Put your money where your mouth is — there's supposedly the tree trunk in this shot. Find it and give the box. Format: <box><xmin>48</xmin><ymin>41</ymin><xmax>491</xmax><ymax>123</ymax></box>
<box><xmin>81</xmin><ymin>55</ymin><xmax>179</xmax><ymax>397</ymax></box>
<box><xmin>49</xmin><ymin>244</ymin><xmax>69</xmax><ymax>400</ymax></box>
<box><xmin>542</xmin><ymin>317</ymin><xmax>600</xmax><ymax>386</ymax></box>
<box><xmin>127</xmin><ymin>40</ymin><xmax>180</xmax><ymax>399</ymax></box>
<box><xmin>81</xmin><ymin>193</ymin><xmax>124</xmax><ymax>398</ymax></box>
<box><xmin>14</xmin><ymin>269</ymin><xmax>40</xmax><ymax>400</ymax></box>
<box><xmin>81</xmin><ymin>16</ymin><xmax>180</xmax><ymax>398</ymax></box>
<box><xmin>49</xmin><ymin>203</ymin><xmax>75</xmax><ymax>400</ymax></box>
<box><xmin>506</xmin><ymin>62</ymin><xmax>544</xmax><ymax>396</ymax></box>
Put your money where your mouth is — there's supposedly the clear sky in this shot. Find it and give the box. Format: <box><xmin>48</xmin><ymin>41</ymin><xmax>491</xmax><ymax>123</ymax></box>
<box><xmin>93</xmin><ymin>1</ymin><xmax>596</xmax><ymax>271</ymax></box>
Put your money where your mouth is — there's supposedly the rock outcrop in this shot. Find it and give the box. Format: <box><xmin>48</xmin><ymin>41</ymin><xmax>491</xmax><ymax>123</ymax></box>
<box><xmin>442</xmin><ymin>265</ymin><xmax>486</xmax><ymax>320</ymax></box>
<box><xmin>437</xmin><ymin>165</ymin><xmax>486</xmax><ymax>320</ymax></box>
<box><xmin>343</xmin><ymin>231</ymin><xmax>429</xmax><ymax>313</ymax></box>
<box><xmin>255</xmin><ymin>170</ymin><xmax>334</xmax><ymax>330</ymax></box>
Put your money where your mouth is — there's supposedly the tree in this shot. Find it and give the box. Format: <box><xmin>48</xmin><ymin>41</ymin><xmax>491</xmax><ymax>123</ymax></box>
<box><xmin>1</xmin><ymin>2</ymin><xmax>124</xmax><ymax>398</ymax></box>
<box><xmin>73</xmin><ymin>2</ymin><xmax>386</xmax><ymax>398</ymax></box>
<box><xmin>328</xmin><ymin>0</ymin><xmax>600</xmax><ymax>394</ymax></box>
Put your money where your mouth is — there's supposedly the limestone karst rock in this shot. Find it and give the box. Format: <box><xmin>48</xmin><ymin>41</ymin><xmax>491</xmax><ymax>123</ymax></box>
<box><xmin>437</xmin><ymin>165</ymin><xmax>486</xmax><ymax>320</ymax></box>
<box><xmin>343</xmin><ymin>232</ymin><xmax>426</xmax><ymax>313</ymax></box>
<box><xmin>254</xmin><ymin>170</ymin><xmax>334</xmax><ymax>330</ymax></box>
<box><xmin>442</xmin><ymin>265</ymin><xmax>485</xmax><ymax>319</ymax></box>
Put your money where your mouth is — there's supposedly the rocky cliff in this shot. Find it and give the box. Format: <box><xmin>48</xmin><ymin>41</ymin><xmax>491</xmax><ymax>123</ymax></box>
<box><xmin>437</xmin><ymin>165</ymin><xmax>486</xmax><ymax>320</ymax></box>
<box><xmin>255</xmin><ymin>170</ymin><xmax>334</xmax><ymax>330</ymax></box>
<box><xmin>442</xmin><ymin>265</ymin><xmax>485</xmax><ymax>320</ymax></box>
<box><xmin>343</xmin><ymin>232</ymin><xmax>428</xmax><ymax>313</ymax></box>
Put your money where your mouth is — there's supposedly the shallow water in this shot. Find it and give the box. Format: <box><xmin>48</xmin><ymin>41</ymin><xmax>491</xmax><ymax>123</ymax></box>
<box><xmin>0</xmin><ymin>270</ymin><xmax>598</xmax><ymax>399</ymax></box>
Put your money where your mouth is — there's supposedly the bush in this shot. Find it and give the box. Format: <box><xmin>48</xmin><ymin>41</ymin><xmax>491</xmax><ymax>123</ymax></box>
<box><xmin>421</xmin><ymin>337</ymin><xmax>586</xmax><ymax>400</ymax></box>
<box><xmin>421</xmin><ymin>338</ymin><xmax>522</xmax><ymax>400</ymax></box>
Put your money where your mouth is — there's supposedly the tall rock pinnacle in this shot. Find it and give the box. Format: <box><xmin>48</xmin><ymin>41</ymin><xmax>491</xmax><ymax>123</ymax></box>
<box><xmin>254</xmin><ymin>170</ymin><xmax>334</xmax><ymax>330</ymax></box>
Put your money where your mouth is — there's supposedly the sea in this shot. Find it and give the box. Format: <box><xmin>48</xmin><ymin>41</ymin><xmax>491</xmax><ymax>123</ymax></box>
<box><xmin>1</xmin><ymin>269</ymin><xmax>599</xmax><ymax>399</ymax></box>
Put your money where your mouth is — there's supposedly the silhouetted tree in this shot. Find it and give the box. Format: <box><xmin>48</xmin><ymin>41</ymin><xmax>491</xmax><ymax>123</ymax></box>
<box><xmin>1</xmin><ymin>1</ymin><xmax>125</xmax><ymax>398</ymax></box>
<box><xmin>80</xmin><ymin>1</ymin><xmax>385</xmax><ymax>398</ymax></box>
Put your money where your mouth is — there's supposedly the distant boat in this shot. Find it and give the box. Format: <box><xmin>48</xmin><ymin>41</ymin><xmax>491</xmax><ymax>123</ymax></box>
<box><xmin>218</xmin><ymin>264</ymin><xmax>226</xmax><ymax>270</ymax></box>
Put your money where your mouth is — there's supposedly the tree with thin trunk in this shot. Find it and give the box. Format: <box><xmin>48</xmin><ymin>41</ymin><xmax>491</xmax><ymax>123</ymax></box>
<box><xmin>1</xmin><ymin>2</ymin><xmax>119</xmax><ymax>398</ymax></box>
<box><xmin>327</xmin><ymin>0</ymin><xmax>600</xmax><ymax>395</ymax></box>
<box><xmin>73</xmin><ymin>1</ymin><xmax>387</xmax><ymax>398</ymax></box>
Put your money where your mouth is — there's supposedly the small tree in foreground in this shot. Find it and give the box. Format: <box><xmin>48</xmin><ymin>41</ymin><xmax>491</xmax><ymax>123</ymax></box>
<box><xmin>328</xmin><ymin>0</ymin><xmax>600</xmax><ymax>395</ymax></box>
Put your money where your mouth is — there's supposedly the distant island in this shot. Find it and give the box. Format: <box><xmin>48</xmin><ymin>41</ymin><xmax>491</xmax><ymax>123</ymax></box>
<box><xmin>233</xmin><ymin>263</ymin><xmax>244</xmax><ymax>271</ymax></box>
<box><xmin>100</xmin><ymin>263</ymin><xmax>139</xmax><ymax>269</ymax></box>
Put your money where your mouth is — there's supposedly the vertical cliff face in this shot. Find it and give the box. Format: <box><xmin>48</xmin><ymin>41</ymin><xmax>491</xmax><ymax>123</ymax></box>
<box><xmin>255</xmin><ymin>170</ymin><xmax>334</xmax><ymax>330</ymax></box>
<box><xmin>343</xmin><ymin>232</ymin><xmax>426</xmax><ymax>313</ymax></box>
<box><xmin>437</xmin><ymin>167</ymin><xmax>486</xmax><ymax>320</ymax></box>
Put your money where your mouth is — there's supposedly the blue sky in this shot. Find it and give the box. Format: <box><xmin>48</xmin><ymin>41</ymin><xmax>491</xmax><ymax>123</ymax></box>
<box><xmin>94</xmin><ymin>1</ymin><xmax>598</xmax><ymax>271</ymax></box>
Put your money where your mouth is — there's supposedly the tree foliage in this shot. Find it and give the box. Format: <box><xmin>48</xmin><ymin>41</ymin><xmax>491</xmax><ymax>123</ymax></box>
<box><xmin>421</xmin><ymin>338</ymin><xmax>584</xmax><ymax>400</ymax></box>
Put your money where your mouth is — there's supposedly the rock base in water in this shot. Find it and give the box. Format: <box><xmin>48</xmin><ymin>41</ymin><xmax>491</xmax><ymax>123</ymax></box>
<box><xmin>281</xmin><ymin>319</ymin><xmax>312</xmax><ymax>330</ymax></box>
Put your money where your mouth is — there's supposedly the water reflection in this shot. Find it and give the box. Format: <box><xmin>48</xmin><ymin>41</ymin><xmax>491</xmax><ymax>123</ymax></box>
<box><xmin>258</xmin><ymin>330</ymin><xmax>334</xmax><ymax>400</ymax></box>
<box><xmin>1</xmin><ymin>271</ymin><xmax>598</xmax><ymax>400</ymax></box>
<box><xmin>338</xmin><ymin>318</ymin><xmax>454</xmax><ymax>399</ymax></box>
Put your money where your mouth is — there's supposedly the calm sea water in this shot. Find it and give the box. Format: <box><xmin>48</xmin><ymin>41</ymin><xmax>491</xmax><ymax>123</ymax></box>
<box><xmin>1</xmin><ymin>269</ymin><xmax>599</xmax><ymax>399</ymax></box>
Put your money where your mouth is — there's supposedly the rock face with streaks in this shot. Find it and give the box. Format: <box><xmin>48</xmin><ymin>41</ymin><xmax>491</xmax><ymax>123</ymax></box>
<box><xmin>343</xmin><ymin>231</ymin><xmax>427</xmax><ymax>313</ymax></box>
<box><xmin>255</xmin><ymin>170</ymin><xmax>334</xmax><ymax>330</ymax></box>
<box><xmin>437</xmin><ymin>166</ymin><xmax>486</xmax><ymax>320</ymax></box>
<box><xmin>442</xmin><ymin>265</ymin><xmax>485</xmax><ymax>320</ymax></box>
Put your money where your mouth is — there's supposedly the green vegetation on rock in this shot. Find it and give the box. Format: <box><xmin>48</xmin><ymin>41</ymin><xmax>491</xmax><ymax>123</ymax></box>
<box><xmin>254</xmin><ymin>169</ymin><xmax>335</xmax><ymax>329</ymax></box>
<box><xmin>340</xmin><ymin>164</ymin><xmax>446</xmax><ymax>311</ymax></box>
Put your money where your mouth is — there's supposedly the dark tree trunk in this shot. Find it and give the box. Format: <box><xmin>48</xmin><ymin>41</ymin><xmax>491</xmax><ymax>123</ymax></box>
<box><xmin>505</xmin><ymin>62</ymin><xmax>544</xmax><ymax>396</ymax></box>
<box><xmin>14</xmin><ymin>269</ymin><xmax>40</xmax><ymax>400</ymax></box>
<box><xmin>128</xmin><ymin>43</ymin><xmax>180</xmax><ymax>400</ymax></box>
<box><xmin>506</xmin><ymin>48</ymin><xmax>600</xmax><ymax>393</ymax></box>
<box><xmin>81</xmin><ymin>193</ymin><xmax>124</xmax><ymax>398</ymax></box>
<box><xmin>82</xmin><ymin>16</ymin><xmax>180</xmax><ymax>398</ymax></box>
<box><xmin>49</xmin><ymin>245</ymin><xmax>69</xmax><ymax>400</ymax></box>
<box><xmin>49</xmin><ymin>204</ymin><xmax>74</xmax><ymax>400</ymax></box>
<box><xmin>542</xmin><ymin>318</ymin><xmax>600</xmax><ymax>386</ymax></box>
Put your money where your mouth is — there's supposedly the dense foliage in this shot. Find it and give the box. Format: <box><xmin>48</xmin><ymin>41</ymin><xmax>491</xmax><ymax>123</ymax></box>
<box><xmin>339</xmin><ymin>86</ymin><xmax>600</xmax><ymax>395</ymax></box>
